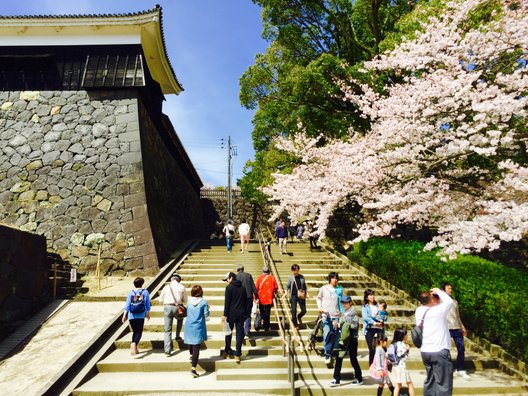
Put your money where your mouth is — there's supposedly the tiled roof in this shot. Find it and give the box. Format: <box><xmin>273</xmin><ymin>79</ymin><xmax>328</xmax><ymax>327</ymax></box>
<box><xmin>0</xmin><ymin>5</ymin><xmax>183</xmax><ymax>92</ymax></box>
<box><xmin>0</xmin><ymin>5</ymin><xmax>161</xmax><ymax>20</ymax></box>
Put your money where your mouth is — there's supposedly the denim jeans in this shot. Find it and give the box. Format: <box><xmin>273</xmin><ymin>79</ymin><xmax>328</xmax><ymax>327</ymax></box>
<box><xmin>163</xmin><ymin>305</ymin><xmax>183</xmax><ymax>353</ymax></box>
<box><xmin>226</xmin><ymin>236</ymin><xmax>233</xmax><ymax>251</ymax></box>
<box><xmin>322</xmin><ymin>316</ymin><xmax>339</xmax><ymax>358</ymax></box>
<box><xmin>129</xmin><ymin>318</ymin><xmax>145</xmax><ymax>345</ymax></box>
<box><xmin>450</xmin><ymin>329</ymin><xmax>465</xmax><ymax>371</ymax></box>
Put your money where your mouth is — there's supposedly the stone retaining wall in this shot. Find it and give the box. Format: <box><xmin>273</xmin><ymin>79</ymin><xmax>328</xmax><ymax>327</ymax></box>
<box><xmin>0</xmin><ymin>224</ymin><xmax>49</xmax><ymax>338</ymax></box>
<box><xmin>0</xmin><ymin>89</ymin><xmax>204</xmax><ymax>276</ymax></box>
<box><xmin>201</xmin><ymin>197</ymin><xmax>272</xmax><ymax>237</ymax></box>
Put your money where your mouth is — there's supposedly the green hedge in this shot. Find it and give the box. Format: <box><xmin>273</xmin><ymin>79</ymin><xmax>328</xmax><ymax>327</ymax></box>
<box><xmin>347</xmin><ymin>238</ymin><xmax>528</xmax><ymax>362</ymax></box>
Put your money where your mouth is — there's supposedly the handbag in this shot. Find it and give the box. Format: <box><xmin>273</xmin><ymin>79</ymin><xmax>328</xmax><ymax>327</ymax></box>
<box><xmin>369</xmin><ymin>361</ymin><xmax>388</xmax><ymax>380</ymax></box>
<box><xmin>254</xmin><ymin>310</ymin><xmax>262</xmax><ymax>331</ymax></box>
<box><xmin>177</xmin><ymin>304</ymin><xmax>187</xmax><ymax>318</ymax></box>
<box><xmin>411</xmin><ymin>308</ymin><xmax>430</xmax><ymax>348</ymax></box>
<box><xmin>168</xmin><ymin>285</ymin><xmax>187</xmax><ymax>318</ymax></box>
<box><xmin>292</xmin><ymin>275</ymin><xmax>306</xmax><ymax>300</ymax></box>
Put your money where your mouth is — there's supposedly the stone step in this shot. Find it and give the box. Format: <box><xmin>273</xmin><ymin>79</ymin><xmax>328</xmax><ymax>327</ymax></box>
<box><xmin>116</xmin><ymin>331</ymin><xmax>285</xmax><ymax>350</ymax></box>
<box><xmin>291</xmin><ymin>353</ymin><xmax>500</xmax><ymax>371</ymax></box>
<box><xmin>73</xmin><ymin>372</ymin><xmax>292</xmax><ymax>395</ymax></box>
<box><xmin>295</xmin><ymin>369</ymin><xmax>528</xmax><ymax>395</ymax></box>
<box><xmin>96</xmin><ymin>348</ymin><xmax>288</xmax><ymax>373</ymax></box>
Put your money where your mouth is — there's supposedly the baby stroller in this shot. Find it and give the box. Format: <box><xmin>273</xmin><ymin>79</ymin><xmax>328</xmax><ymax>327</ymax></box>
<box><xmin>307</xmin><ymin>313</ymin><xmax>324</xmax><ymax>352</ymax></box>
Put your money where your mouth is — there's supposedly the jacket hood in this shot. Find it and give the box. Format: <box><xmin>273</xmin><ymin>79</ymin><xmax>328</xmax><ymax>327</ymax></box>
<box><xmin>189</xmin><ymin>296</ymin><xmax>203</xmax><ymax>306</ymax></box>
<box><xmin>230</xmin><ymin>279</ymin><xmax>243</xmax><ymax>288</ymax></box>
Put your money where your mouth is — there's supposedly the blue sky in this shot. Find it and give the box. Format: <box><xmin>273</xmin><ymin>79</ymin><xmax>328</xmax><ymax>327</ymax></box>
<box><xmin>0</xmin><ymin>1</ymin><xmax>268</xmax><ymax>187</ymax></box>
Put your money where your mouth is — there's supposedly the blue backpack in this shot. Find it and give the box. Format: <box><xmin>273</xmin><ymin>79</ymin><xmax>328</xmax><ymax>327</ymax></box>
<box><xmin>129</xmin><ymin>289</ymin><xmax>146</xmax><ymax>314</ymax></box>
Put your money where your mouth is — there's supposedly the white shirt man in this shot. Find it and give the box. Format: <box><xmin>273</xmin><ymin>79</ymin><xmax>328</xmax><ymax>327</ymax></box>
<box><xmin>159</xmin><ymin>274</ymin><xmax>187</xmax><ymax>355</ymax></box>
<box><xmin>415</xmin><ymin>287</ymin><xmax>454</xmax><ymax>396</ymax></box>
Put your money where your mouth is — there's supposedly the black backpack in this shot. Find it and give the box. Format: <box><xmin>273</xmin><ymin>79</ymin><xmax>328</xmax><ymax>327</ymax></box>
<box><xmin>387</xmin><ymin>343</ymin><xmax>400</xmax><ymax>365</ymax></box>
<box><xmin>129</xmin><ymin>289</ymin><xmax>146</xmax><ymax>314</ymax></box>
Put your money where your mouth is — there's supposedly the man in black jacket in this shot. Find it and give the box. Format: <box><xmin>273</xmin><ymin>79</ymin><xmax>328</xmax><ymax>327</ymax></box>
<box><xmin>222</xmin><ymin>271</ymin><xmax>247</xmax><ymax>363</ymax></box>
<box><xmin>236</xmin><ymin>265</ymin><xmax>257</xmax><ymax>339</ymax></box>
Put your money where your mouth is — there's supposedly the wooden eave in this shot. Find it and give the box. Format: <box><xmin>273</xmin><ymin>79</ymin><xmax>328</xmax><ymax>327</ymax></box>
<box><xmin>0</xmin><ymin>6</ymin><xmax>183</xmax><ymax>94</ymax></box>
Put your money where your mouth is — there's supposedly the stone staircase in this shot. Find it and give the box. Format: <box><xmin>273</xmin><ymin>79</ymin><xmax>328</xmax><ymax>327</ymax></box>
<box><xmin>73</xmin><ymin>240</ymin><xmax>292</xmax><ymax>395</ymax></box>
<box><xmin>270</xmin><ymin>240</ymin><xmax>528</xmax><ymax>395</ymax></box>
<box><xmin>73</xmin><ymin>239</ymin><xmax>527</xmax><ymax>395</ymax></box>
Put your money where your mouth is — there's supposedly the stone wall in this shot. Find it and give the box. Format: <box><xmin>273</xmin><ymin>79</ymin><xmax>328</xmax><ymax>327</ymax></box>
<box><xmin>201</xmin><ymin>196</ymin><xmax>272</xmax><ymax>237</ymax></box>
<box><xmin>0</xmin><ymin>89</ymin><xmax>203</xmax><ymax>275</ymax></box>
<box><xmin>138</xmin><ymin>105</ymin><xmax>205</xmax><ymax>265</ymax></box>
<box><xmin>0</xmin><ymin>224</ymin><xmax>49</xmax><ymax>338</ymax></box>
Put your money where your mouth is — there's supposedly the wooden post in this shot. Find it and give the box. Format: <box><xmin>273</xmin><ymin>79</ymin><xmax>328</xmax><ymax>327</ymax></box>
<box><xmin>95</xmin><ymin>244</ymin><xmax>102</xmax><ymax>291</ymax></box>
<box><xmin>53</xmin><ymin>263</ymin><xmax>57</xmax><ymax>300</ymax></box>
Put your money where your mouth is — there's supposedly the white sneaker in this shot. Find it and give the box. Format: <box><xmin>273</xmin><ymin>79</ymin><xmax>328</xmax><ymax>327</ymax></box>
<box><xmin>457</xmin><ymin>370</ymin><xmax>470</xmax><ymax>379</ymax></box>
<box><xmin>130</xmin><ymin>342</ymin><xmax>137</xmax><ymax>356</ymax></box>
<box><xmin>329</xmin><ymin>379</ymin><xmax>340</xmax><ymax>387</ymax></box>
<box><xmin>324</xmin><ymin>356</ymin><xmax>331</xmax><ymax>364</ymax></box>
<box><xmin>351</xmin><ymin>379</ymin><xmax>363</xmax><ymax>385</ymax></box>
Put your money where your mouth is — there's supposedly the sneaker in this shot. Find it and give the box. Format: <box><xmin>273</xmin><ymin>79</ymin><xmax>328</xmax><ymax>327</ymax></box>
<box><xmin>165</xmin><ymin>352</ymin><xmax>171</xmax><ymax>357</ymax></box>
<box><xmin>329</xmin><ymin>379</ymin><xmax>340</xmax><ymax>387</ymax></box>
<box><xmin>457</xmin><ymin>370</ymin><xmax>470</xmax><ymax>379</ymax></box>
<box><xmin>351</xmin><ymin>379</ymin><xmax>363</xmax><ymax>385</ymax></box>
<box><xmin>130</xmin><ymin>342</ymin><xmax>137</xmax><ymax>356</ymax></box>
<box><xmin>324</xmin><ymin>356</ymin><xmax>332</xmax><ymax>364</ymax></box>
<box><xmin>222</xmin><ymin>351</ymin><xmax>234</xmax><ymax>359</ymax></box>
<box><xmin>244</xmin><ymin>334</ymin><xmax>250</xmax><ymax>340</ymax></box>
<box><xmin>175</xmin><ymin>336</ymin><xmax>183</xmax><ymax>341</ymax></box>
<box><xmin>191</xmin><ymin>369</ymin><xmax>199</xmax><ymax>378</ymax></box>
<box><xmin>235</xmin><ymin>355</ymin><xmax>241</xmax><ymax>364</ymax></box>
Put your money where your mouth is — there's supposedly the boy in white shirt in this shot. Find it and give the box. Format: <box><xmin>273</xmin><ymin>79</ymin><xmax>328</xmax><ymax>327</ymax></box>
<box><xmin>238</xmin><ymin>219</ymin><xmax>250</xmax><ymax>253</ymax></box>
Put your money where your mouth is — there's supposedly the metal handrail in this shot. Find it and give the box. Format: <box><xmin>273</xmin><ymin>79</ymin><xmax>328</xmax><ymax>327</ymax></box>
<box><xmin>257</xmin><ymin>230</ymin><xmax>304</xmax><ymax>353</ymax></box>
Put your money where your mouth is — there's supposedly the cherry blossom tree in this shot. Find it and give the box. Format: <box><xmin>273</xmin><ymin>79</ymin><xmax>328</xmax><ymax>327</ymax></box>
<box><xmin>263</xmin><ymin>0</ymin><xmax>528</xmax><ymax>257</ymax></box>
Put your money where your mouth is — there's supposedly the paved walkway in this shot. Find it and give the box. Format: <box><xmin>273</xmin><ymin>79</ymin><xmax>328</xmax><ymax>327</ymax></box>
<box><xmin>0</xmin><ymin>276</ymin><xmax>149</xmax><ymax>395</ymax></box>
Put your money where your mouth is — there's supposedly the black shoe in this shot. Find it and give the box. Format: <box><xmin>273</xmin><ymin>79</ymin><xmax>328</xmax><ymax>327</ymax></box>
<box><xmin>222</xmin><ymin>351</ymin><xmax>234</xmax><ymax>359</ymax></box>
<box><xmin>191</xmin><ymin>369</ymin><xmax>199</xmax><ymax>378</ymax></box>
<box><xmin>175</xmin><ymin>336</ymin><xmax>183</xmax><ymax>341</ymax></box>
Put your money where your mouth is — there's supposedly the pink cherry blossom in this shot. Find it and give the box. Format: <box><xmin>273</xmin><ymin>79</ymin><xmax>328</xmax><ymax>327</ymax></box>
<box><xmin>262</xmin><ymin>0</ymin><xmax>528</xmax><ymax>256</ymax></box>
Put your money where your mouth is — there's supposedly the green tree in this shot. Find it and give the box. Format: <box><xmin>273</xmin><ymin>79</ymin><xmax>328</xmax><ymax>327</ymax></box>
<box><xmin>240</xmin><ymin>0</ymin><xmax>416</xmax><ymax>198</ymax></box>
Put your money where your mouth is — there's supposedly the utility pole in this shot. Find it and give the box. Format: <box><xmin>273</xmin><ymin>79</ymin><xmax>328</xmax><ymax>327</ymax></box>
<box><xmin>221</xmin><ymin>136</ymin><xmax>237</xmax><ymax>220</ymax></box>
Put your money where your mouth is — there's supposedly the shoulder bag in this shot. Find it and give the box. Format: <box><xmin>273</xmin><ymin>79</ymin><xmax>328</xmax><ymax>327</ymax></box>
<box><xmin>411</xmin><ymin>308</ymin><xmax>430</xmax><ymax>348</ymax></box>
<box><xmin>169</xmin><ymin>285</ymin><xmax>187</xmax><ymax>318</ymax></box>
<box><xmin>293</xmin><ymin>275</ymin><xmax>306</xmax><ymax>300</ymax></box>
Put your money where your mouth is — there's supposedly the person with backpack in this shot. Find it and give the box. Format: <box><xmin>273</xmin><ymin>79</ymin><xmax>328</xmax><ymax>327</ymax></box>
<box><xmin>329</xmin><ymin>295</ymin><xmax>363</xmax><ymax>387</ymax></box>
<box><xmin>388</xmin><ymin>328</ymin><xmax>416</xmax><ymax>396</ymax></box>
<box><xmin>122</xmin><ymin>277</ymin><xmax>151</xmax><ymax>356</ymax></box>
<box><xmin>223</xmin><ymin>219</ymin><xmax>236</xmax><ymax>253</ymax></box>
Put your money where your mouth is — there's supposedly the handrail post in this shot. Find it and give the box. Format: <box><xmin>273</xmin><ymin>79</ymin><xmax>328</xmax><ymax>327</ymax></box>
<box><xmin>288</xmin><ymin>334</ymin><xmax>295</xmax><ymax>396</ymax></box>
